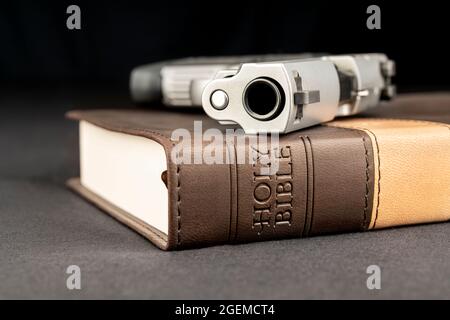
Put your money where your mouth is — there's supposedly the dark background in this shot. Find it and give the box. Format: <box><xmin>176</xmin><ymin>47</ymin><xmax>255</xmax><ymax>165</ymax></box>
<box><xmin>1</xmin><ymin>0</ymin><xmax>449</xmax><ymax>93</ymax></box>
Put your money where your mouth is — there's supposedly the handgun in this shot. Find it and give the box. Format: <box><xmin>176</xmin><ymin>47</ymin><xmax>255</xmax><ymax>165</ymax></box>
<box><xmin>130</xmin><ymin>53</ymin><xmax>395</xmax><ymax>133</ymax></box>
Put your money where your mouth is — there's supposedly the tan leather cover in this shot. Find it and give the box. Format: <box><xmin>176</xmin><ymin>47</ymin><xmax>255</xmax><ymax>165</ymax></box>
<box><xmin>327</xmin><ymin>118</ymin><xmax>450</xmax><ymax>229</ymax></box>
<box><xmin>66</xmin><ymin>93</ymin><xmax>450</xmax><ymax>250</ymax></box>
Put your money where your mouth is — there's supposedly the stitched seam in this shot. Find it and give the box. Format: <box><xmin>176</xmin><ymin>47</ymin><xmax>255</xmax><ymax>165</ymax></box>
<box><xmin>324</xmin><ymin>124</ymin><xmax>372</xmax><ymax>229</ymax></box>
<box><xmin>367</xmin><ymin>129</ymin><xmax>381</xmax><ymax>228</ymax></box>
<box><xmin>361</xmin><ymin>135</ymin><xmax>370</xmax><ymax>229</ymax></box>
<box><xmin>330</xmin><ymin>124</ymin><xmax>381</xmax><ymax>229</ymax></box>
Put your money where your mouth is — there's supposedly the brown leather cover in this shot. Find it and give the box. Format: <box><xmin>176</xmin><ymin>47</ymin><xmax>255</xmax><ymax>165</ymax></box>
<box><xmin>66</xmin><ymin>93</ymin><xmax>450</xmax><ymax>250</ymax></box>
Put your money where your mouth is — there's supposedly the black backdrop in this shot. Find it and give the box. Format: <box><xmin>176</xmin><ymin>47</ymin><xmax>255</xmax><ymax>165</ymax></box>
<box><xmin>1</xmin><ymin>0</ymin><xmax>449</xmax><ymax>91</ymax></box>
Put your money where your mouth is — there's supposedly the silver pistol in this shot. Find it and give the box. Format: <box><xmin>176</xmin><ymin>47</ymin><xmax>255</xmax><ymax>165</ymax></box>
<box><xmin>130</xmin><ymin>53</ymin><xmax>395</xmax><ymax>133</ymax></box>
<box><xmin>130</xmin><ymin>54</ymin><xmax>318</xmax><ymax>104</ymax></box>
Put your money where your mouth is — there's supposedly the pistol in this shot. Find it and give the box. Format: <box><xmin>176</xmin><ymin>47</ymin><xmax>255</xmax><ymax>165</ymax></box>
<box><xmin>130</xmin><ymin>53</ymin><xmax>395</xmax><ymax>133</ymax></box>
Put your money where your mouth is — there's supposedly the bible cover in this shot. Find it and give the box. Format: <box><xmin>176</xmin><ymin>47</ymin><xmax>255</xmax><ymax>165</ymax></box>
<box><xmin>67</xmin><ymin>93</ymin><xmax>450</xmax><ymax>250</ymax></box>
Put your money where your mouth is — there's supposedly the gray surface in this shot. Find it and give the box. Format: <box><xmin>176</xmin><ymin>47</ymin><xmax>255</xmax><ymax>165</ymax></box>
<box><xmin>1</xmin><ymin>89</ymin><xmax>449</xmax><ymax>299</ymax></box>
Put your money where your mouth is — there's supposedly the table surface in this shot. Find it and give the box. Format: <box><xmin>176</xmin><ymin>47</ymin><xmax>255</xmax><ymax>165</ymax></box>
<box><xmin>1</xmin><ymin>88</ymin><xmax>449</xmax><ymax>299</ymax></box>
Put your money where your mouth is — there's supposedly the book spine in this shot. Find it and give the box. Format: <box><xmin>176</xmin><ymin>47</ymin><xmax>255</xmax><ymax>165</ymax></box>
<box><xmin>170</xmin><ymin>125</ymin><xmax>374</xmax><ymax>249</ymax></box>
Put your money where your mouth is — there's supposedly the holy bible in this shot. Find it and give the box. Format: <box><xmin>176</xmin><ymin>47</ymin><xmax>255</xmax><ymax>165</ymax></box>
<box><xmin>67</xmin><ymin>93</ymin><xmax>450</xmax><ymax>250</ymax></box>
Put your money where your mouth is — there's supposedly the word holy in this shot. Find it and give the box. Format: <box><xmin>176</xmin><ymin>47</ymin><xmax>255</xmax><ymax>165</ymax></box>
<box><xmin>252</xmin><ymin>146</ymin><xmax>293</xmax><ymax>234</ymax></box>
<box><xmin>170</xmin><ymin>121</ymin><xmax>280</xmax><ymax>175</ymax></box>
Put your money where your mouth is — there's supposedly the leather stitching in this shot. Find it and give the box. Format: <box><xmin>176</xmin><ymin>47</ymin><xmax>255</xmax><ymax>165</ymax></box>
<box><xmin>323</xmin><ymin>124</ymin><xmax>373</xmax><ymax>230</ymax></box>
<box><xmin>364</xmin><ymin>129</ymin><xmax>381</xmax><ymax>229</ymax></box>
<box><xmin>326</xmin><ymin>124</ymin><xmax>381</xmax><ymax>229</ymax></box>
<box><xmin>361</xmin><ymin>135</ymin><xmax>370</xmax><ymax>229</ymax></box>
